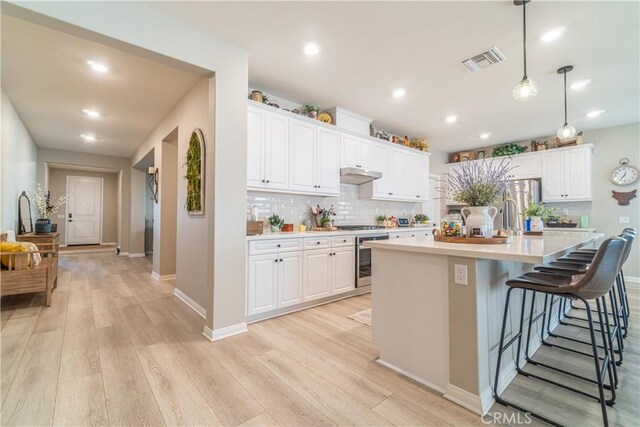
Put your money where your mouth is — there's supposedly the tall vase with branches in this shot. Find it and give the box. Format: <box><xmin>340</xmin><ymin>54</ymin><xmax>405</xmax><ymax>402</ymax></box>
<box><xmin>30</xmin><ymin>183</ymin><xmax>68</xmax><ymax>234</ymax></box>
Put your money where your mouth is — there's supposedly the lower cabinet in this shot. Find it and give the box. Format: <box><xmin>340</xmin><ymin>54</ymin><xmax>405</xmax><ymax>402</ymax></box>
<box><xmin>248</xmin><ymin>244</ymin><xmax>356</xmax><ymax>316</ymax></box>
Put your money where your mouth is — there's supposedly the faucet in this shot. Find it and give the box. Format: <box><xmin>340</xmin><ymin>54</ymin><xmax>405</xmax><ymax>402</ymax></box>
<box><xmin>503</xmin><ymin>198</ymin><xmax>522</xmax><ymax>236</ymax></box>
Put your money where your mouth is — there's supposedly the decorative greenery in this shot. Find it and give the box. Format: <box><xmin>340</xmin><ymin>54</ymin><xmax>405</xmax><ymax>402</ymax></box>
<box><xmin>492</xmin><ymin>143</ymin><xmax>528</xmax><ymax>157</ymax></box>
<box><xmin>445</xmin><ymin>159</ymin><xmax>513</xmax><ymax>206</ymax></box>
<box><xmin>185</xmin><ymin>130</ymin><xmax>204</xmax><ymax>213</ymax></box>
<box><xmin>522</xmin><ymin>202</ymin><xmax>557</xmax><ymax>222</ymax></box>
<box><xmin>414</xmin><ymin>213</ymin><xmax>429</xmax><ymax>223</ymax></box>
<box><xmin>303</xmin><ymin>104</ymin><xmax>320</xmax><ymax>114</ymax></box>
<box><xmin>376</xmin><ymin>214</ymin><xmax>387</xmax><ymax>222</ymax></box>
<box><xmin>30</xmin><ymin>183</ymin><xmax>68</xmax><ymax>219</ymax></box>
<box><xmin>267</xmin><ymin>214</ymin><xmax>284</xmax><ymax>228</ymax></box>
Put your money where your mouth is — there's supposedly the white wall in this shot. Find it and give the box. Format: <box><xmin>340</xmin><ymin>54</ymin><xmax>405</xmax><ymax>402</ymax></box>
<box><xmin>1</xmin><ymin>89</ymin><xmax>37</xmax><ymax>233</ymax></box>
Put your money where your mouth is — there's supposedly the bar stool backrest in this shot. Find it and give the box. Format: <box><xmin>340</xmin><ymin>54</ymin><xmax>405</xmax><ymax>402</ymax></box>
<box><xmin>570</xmin><ymin>237</ymin><xmax>626</xmax><ymax>300</ymax></box>
<box><xmin>622</xmin><ymin>227</ymin><xmax>637</xmax><ymax>235</ymax></box>
<box><xmin>620</xmin><ymin>232</ymin><xmax>635</xmax><ymax>266</ymax></box>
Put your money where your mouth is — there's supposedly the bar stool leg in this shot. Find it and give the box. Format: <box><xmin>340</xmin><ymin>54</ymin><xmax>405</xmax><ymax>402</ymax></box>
<box><xmin>586</xmin><ymin>298</ymin><xmax>610</xmax><ymax>426</ymax></box>
<box><xmin>596</xmin><ymin>298</ymin><xmax>617</xmax><ymax>406</ymax></box>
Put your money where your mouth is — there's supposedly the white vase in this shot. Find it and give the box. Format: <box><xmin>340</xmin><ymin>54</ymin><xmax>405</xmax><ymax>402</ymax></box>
<box><xmin>461</xmin><ymin>206</ymin><xmax>498</xmax><ymax>238</ymax></box>
<box><xmin>530</xmin><ymin>216</ymin><xmax>544</xmax><ymax>232</ymax></box>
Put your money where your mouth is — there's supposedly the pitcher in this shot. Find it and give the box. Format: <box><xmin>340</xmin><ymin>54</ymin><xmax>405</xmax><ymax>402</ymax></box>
<box><xmin>461</xmin><ymin>206</ymin><xmax>498</xmax><ymax>238</ymax></box>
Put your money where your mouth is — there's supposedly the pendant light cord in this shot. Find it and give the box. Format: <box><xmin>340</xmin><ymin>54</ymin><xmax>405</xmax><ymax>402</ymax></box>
<box><xmin>523</xmin><ymin>2</ymin><xmax>527</xmax><ymax>78</ymax></box>
<box><xmin>563</xmin><ymin>70</ymin><xmax>568</xmax><ymax>126</ymax></box>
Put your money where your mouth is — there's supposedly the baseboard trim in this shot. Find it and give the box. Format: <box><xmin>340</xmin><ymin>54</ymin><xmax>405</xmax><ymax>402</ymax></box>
<box><xmin>202</xmin><ymin>322</ymin><xmax>247</xmax><ymax>342</ymax></box>
<box><xmin>444</xmin><ymin>384</ymin><xmax>485</xmax><ymax>415</ymax></box>
<box><xmin>173</xmin><ymin>288</ymin><xmax>206</xmax><ymax>319</ymax></box>
<box><xmin>151</xmin><ymin>271</ymin><xmax>176</xmax><ymax>281</ymax></box>
<box><xmin>625</xmin><ymin>275</ymin><xmax>639</xmax><ymax>284</ymax></box>
<box><xmin>376</xmin><ymin>358</ymin><xmax>445</xmax><ymax>394</ymax></box>
<box><xmin>145</xmin><ymin>251</ymin><xmax>153</xmax><ymax>255</ymax></box>
<box><xmin>118</xmin><ymin>251</ymin><xmax>129</xmax><ymax>256</ymax></box>
<box><xmin>128</xmin><ymin>253</ymin><xmax>146</xmax><ymax>258</ymax></box>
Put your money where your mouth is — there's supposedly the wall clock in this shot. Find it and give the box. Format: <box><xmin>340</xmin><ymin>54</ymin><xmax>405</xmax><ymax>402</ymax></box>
<box><xmin>611</xmin><ymin>158</ymin><xmax>639</xmax><ymax>186</ymax></box>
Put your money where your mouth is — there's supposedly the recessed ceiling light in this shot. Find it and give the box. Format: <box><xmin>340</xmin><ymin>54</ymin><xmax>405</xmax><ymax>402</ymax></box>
<box><xmin>80</xmin><ymin>133</ymin><xmax>96</xmax><ymax>142</ymax></box>
<box><xmin>303</xmin><ymin>43</ymin><xmax>320</xmax><ymax>56</ymax></box>
<box><xmin>82</xmin><ymin>108</ymin><xmax>101</xmax><ymax>118</ymax></box>
<box><xmin>393</xmin><ymin>88</ymin><xmax>406</xmax><ymax>98</ymax></box>
<box><xmin>570</xmin><ymin>79</ymin><xmax>591</xmax><ymax>90</ymax></box>
<box><xmin>86</xmin><ymin>60</ymin><xmax>109</xmax><ymax>73</ymax></box>
<box><xmin>445</xmin><ymin>115</ymin><xmax>458</xmax><ymax>124</ymax></box>
<box><xmin>480</xmin><ymin>132</ymin><xmax>492</xmax><ymax>140</ymax></box>
<box><xmin>586</xmin><ymin>109</ymin><xmax>606</xmax><ymax>118</ymax></box>
<box><xmin>540</xmin><ymin>27</ymin><xmax>565</xmax><ymax>42</ymax></box>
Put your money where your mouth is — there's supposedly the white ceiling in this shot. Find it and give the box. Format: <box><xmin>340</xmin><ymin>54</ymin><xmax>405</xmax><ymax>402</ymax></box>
<box><xmin>146</xmin><ymin>1</ymin><xmax>639</xmax><ymax>151</ymax></box>
<box><xmin>1</xmin><ymin>14</ymin><xmax>203</xmax><ymax>158</ymax></box>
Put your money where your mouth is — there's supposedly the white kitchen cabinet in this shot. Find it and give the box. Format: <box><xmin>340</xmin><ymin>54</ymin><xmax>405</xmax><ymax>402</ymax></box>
<box><xmin>303</xmin><ymin>248</ymin><xmax>332</xmax><ymax>301</ymax></box>
<box><xmin>277</xmin><ymin>251</ymin><xmax>303</xmax><ymax>308</ymax></box>
<box><xmin>247</xmin><ymin>107</ymin><xmax>289</xmax><ymax>190</ymax></box>
<box><xmin>510</xmin><ymin>154</ymin><xmax>541</xmax><ymax>180</ymax></box>
<box><xmin>289</xmin><ymin>118</ymin><xmax>317</xmax><ymax>193</ymax></box>
<box><xmin>316</xmin><ymin>127</ymin><xmax>341</xmax><ymax>194</ymax></box>
<box><xmin>388</xmin><ymin>147</ymin><xmax>406</xmax><ymax>199</ymax></box>
<box><xmin>445</xmin><ymin>163</ymin><xmax>464</xmax><ymax>205</ymax></box>
<box><xmin>407</xmin><ymin>152</ymin><xmax>430</xmax><ymax>200</ymax></box>
<box><xmin>541</xmin><ymin>146</ymin><xmax>592</xmax><ymax>202</ymax></box>
<box><xmin>341</xmin><ymin>134</ymin><xmax>373</xmax><ymax>169</ymax></box>
<box><xmin>371</xmin><ymin>144</ymin><xmax>390</xmax><ymax>196</ymax></box>
<box><xmin>247</xmin><ymin>254</ymin><xmax>278</xmax><ymax>316</ymax></box>
<box><xmin>332</xmin><ymin>246</ymin><xmax>356</xmax><ymax>294</ymax></box>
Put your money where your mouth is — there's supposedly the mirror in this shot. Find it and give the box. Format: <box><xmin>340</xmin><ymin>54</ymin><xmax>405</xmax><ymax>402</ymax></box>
<box><xmin>18</xmin><ymin>191</ymin><xmax>33</xmax><ymax>234</ymax></box>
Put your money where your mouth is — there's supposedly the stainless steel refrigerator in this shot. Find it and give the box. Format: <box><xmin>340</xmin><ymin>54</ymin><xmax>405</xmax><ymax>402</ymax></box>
<box><xmin>493</xmin><ymin>179</ymin><xmax>541</xmax><ymax>232</ymax></box>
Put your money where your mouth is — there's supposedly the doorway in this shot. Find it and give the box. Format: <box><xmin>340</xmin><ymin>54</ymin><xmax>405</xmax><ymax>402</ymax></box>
<box><xmin>66</xmin><ymin>175</ymin><xmax>103</xmax><ymax>245</ymax></box>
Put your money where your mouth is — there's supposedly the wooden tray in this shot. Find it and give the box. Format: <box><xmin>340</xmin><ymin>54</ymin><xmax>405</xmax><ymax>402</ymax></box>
<box><xmin>311</xmin><ymin>227</ymin><xmax>337</xmax><ymax>232</ymax></box>
<box><xmin>524</xmin><ymin>231</ymin><xmax>543</xmax><ymax>236</ymax></box>
<box><xmin>434</xmin><ymin>235</ymin><xmax>511</xmax><ymax>244</ymax></box>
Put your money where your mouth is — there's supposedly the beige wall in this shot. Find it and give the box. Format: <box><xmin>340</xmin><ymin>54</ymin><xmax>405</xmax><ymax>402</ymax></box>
<box><xmin>48</xmin><ymin>168</ymin><xmax>118</xmax><ymax>245</ymax></box>
<box><xmin>1</xmin><ymin>89</ymin><xmax>37</xmax><ymax>233</ymax></box>
<box><xmin>36</xmin><ymin>148</ymin><xmax>131</xmax><ymax>252</ymax></box>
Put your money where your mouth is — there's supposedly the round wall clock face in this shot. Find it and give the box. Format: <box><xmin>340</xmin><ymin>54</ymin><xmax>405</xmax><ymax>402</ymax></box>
<box><xmin>612</xmin><ymin>165</ymin><xmax>639</xmax><ymax>186</ymax></box>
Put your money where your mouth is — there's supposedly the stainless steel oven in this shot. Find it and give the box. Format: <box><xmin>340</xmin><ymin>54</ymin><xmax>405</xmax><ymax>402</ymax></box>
<box><xmin>356</xmin><ymin>234</ymin><xmax>389</xmax><ymax>287</ymax></box>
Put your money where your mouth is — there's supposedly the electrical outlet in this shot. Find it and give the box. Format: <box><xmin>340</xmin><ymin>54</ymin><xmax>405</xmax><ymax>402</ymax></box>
<box><xmin>454</xmin><ymin>264</ymin><xmax>468</xmax><ymax>285</ymax></box>
<box><xmin>58</xmin><ymin>214</ymin><xmax>65</xmax><ymax>219</ymax></box>
<box><xmin>619</xmin><ymin>216</ymin><xmax>630</xmax><ymax>224</ymax></box>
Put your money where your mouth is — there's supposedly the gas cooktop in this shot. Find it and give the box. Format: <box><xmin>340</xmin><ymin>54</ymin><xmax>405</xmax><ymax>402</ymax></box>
<box><xmin>335</xmin><ymin>225</ymin><xmax>385</xmax><ymax>231</ymax></box>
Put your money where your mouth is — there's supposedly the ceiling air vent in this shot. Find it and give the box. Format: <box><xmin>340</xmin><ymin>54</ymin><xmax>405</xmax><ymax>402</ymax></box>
<box><xmin>462</xmin><ymin>47</ymin><xmax>506</xmax><ymax>72</ymax></box>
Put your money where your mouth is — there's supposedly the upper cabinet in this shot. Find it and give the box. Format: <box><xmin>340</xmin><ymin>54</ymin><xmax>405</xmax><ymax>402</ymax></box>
<box><xmin>541</xmin><ymin>146</ymin><xmax>592</xmax><ymax>202</ymax></box>
<box><xmin>510</xmin><ymin>154</ymin><xmax>542</xmax><ymax>180</ymax></box>
<box><xmin>247</xmin><ymin>106</ymin><xmax>289</xmax><ymax>190</ymax></box>
<box><xmin>341</xmin><ymin>134</ymin><xmax>373</xmax><ymax>169</ymax></box>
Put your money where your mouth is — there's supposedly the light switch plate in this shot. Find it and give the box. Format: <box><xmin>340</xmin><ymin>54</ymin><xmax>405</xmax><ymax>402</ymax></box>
<box><xmin>619</xmin><ymin>216</ymin><xmax>630</xmax><ymax>224</ymax></box>
<box><xmin>454</xmin><ymin>264</ymin><xmax>468</xmax><ymax>285</ymax></box>
<box><xmin>58</xmin><ymin>214</ymin><xmax>65</xmax><ymax>219</ymax></box>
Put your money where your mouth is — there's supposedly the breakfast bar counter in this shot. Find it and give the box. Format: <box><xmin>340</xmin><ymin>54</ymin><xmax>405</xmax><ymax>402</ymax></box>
<box><xmin>364</xmin><ymin>231</ymin><xmax>604</xmax><ymax>415</ymax></box>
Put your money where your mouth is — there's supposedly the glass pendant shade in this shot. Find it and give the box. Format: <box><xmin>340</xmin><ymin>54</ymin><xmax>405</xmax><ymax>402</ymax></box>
<box><xmin>513</xmin><ymin>76</ymin><xmax>539</xmax><ymax>101</ymax></box>
<box><xmin>557</xmin><ymin>124</ymin><xmax>577</xmax><ymax>140</ymax></box>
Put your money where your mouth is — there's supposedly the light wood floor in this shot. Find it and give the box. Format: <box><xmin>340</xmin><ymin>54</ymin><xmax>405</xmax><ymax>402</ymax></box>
<box><xmin>1</xmin><ymin>253</ymin><xmax>638</xmax><ymax>426</ymax></box>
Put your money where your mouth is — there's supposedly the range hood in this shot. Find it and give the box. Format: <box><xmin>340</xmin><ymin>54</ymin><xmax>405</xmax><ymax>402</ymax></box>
<box><xmin>340</xmin><ymin>167</ymin><xmax>382</xmax><ymax>185</ymax></box>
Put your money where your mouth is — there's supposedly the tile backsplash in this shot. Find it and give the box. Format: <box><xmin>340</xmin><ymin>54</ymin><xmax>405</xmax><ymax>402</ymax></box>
<box><xmin>248</xmin><ymin>184</ymin><xmax>424</xmax><ymax>226</ymax></box>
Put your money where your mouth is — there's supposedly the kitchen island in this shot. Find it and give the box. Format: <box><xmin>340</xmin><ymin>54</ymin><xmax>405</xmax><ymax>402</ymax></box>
<box><xmin>364</xmin><ymin>231</ymin><xmax>604</xmax><ymax>415</ymax></box>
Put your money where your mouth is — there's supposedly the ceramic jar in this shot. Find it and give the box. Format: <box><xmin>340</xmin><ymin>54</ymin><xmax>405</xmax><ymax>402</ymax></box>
<box><xmin>461</xmin><ymin>206</ymin><xmax>498</xmax><ymax>238</ymax></box>
<box><xmin>530</xmin><ymin>216</ymin><xmax>544</xmax><ymax>232</ymax></box>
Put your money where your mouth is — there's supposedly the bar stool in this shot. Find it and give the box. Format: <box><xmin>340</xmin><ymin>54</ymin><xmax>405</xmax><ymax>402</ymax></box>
<box><xmin>493</xmin><ymin>237</ymin><xmax>626</xmax><ymax>427</ymax></box>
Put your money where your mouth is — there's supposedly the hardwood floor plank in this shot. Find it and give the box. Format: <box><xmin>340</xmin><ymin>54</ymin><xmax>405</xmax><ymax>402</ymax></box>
<box><xmin>373</xmin><ymin>394</ymin><xmax>450</xmax><ymax>426</ymax></box>
<box><xmin>239</xmin><ymin>411</ymin><xmax>280</xmax><ymax>427</ymax></box>
<box><xmin>32</xmin><ymin>290</ymin><xmax>69</xmax><ymax>333</ymax></box>
<box><xmin>53</xmin><ymin>374</ymin><xmax>109</xmax><ymax>427</ymax></box>
<box><xmin>119</xmin><ymin>304</ymin><xmax>163</xmax><ymax>346</ymax></box>
<box><xmin>134</xmin><ymin>342</ymin><xmax>221</xmax><ymax>426</ymax></box>
<box><xmin>1</xmin><ymin>330</ymin><xmax>64</xmax><ymax>426</ymax></box>
<box><xmin>59</xmin><ymin>309</ymin><xmax>101</xmax><ymax>383</ymax></box>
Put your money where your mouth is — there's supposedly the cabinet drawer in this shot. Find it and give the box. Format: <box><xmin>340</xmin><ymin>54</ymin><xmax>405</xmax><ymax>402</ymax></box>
<box><xmin>249</xmin><ymin>238</ymin><xmax>302</xmax><ymax>255</ymax></box>
<box><xmin>304</xmin><ymin>237</ymin><xmax>331</xmax><ymax>249</ymax></box>
<box><xmin>331</xmin><ymin>236</ymin><xmax>356</xmax><ymax>247</ymax></box>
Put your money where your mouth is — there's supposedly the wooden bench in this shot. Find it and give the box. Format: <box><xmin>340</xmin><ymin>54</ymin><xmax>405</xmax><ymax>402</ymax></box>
<box><xmin>1</xmin><ymin>234</ymin><xmax>56</xmax><ymax>307</ymax></box>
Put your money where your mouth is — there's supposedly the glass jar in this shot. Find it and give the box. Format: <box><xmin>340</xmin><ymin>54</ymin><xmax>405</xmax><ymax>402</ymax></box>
<box><xmin>441</xmin><ymin>215</ymin><xmax>463</xmax><ymax>237</ymax></box>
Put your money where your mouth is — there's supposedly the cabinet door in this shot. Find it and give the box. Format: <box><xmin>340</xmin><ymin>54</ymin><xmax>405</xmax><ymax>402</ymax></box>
<box><xmin>332</xmin><ymin>246</ymin><xmax>355</xmax><ymax>294</ymax></box>
<box><xmin>388</xmin><ymin>148</ymin><xmax>406</xmax><ymax>199</ymax></box>
<box><xmin>247</xmin><ymin>254</ymin><xmax>278</xmax><ymax>316</ymax></box>
<box><xmin>289</xmin><ymin>119</ymin><xmax>317</xmax><ymax>192</ymax></box>
<box><xmin>541</xmin><ymin>151</ymin><xmax>565</xmax><ymax>201</ymax></box>
<box><xmin>341</xmin><ymin>134</ymin><xmax>360</xmax><ymax>168</ymax></box>
<box><xmin>511</xmin><ymin>154</ymin><xmax>541</xmax><ymax>180</ymax></box>
<box><xmin>564</xmin><ymin>147</ymin><xmax>592</xmax><ymax>200</ymax></box>
<box><xmin>371</xmin><ymin>144</ymin><xmax>390</xmax><ymax>196</ymax></box>
<box><xmin>277</xmin><ymin>251</ymin><xmax>303</xmax><ymax>308</ymax></box>
<box><xmin>264</xmin><ymin>112</ymin><xmax>289</xmax><ymax>189</ymax></box>
<box><xmin>303</xmin><ymin>249</ymin><xmax>332</xmax><ymax>301</ymax></box>
<box><xmin>445</xmin><ymin>164</ymin><xmax>464</xmax><ymax>205</ymax></box>
<box><xmin>316</xmin><ymin>127</ymin><xmax>340</xmax><ymax>195</ymax></box>
<box><xmin>247</xmin><ymin>107</ymin><xmax>265</xmax><ymax>188</ymax></box>
<box><xmin>357</xmin><ymin>138</ymin><xmax>374</xmax><ymax>170</ymax></box>
<box><xmin>416</xmin><ymin>155</ymin><xmax>430</xmax><ymax>200</ymax></box>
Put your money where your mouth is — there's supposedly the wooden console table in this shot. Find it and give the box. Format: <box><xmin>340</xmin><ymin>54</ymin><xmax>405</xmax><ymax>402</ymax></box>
<box><xmin>16</xmin><ymin>232</ymin><xmax>59</xmax><ymax>290</ymax></box>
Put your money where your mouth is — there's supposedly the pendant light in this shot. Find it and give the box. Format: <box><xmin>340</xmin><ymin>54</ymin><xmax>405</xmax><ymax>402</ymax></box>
<box><xmin>512</xmin><ymin>0</ymin><xmax>538</xmax><ymax>101</ymax></box>
<box><xmin>557</xmin><ymin>65</ymin><xmax>577</xmax><ymax>140</ymax></box>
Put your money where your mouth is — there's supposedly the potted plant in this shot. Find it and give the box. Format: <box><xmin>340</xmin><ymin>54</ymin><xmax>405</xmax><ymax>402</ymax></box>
<box><xmin>303</xmin><ymin>104</ymin><xmax>320</xmax><ymax>119</ymax></box>
<box><xmin>522</xmin><ymin>202</ymin><xmax>555</xmax><ymax>232</ymax></box>
<box><xmin>414</xmin><ymin>213</ymin><xmax>429</xmax><ymax>225</ymax></box>
<box><xmin>376</xmin><ymin>215</ymin><xmax>387</xmax><ymax>226</ymax></box>
<box><xmin>31</xmin><ymin>183</ymin><xmax>68</xmax><ymax>234</ymax></box>
<box><xmin>267</xmin><ymin>214</ymin><xmax>284</xmax><ymax>232</ymax></box>
<box><xmin>310</xmin><ymin>204</ymin><xmax>336</xmax><ymax>228</ymax></box>
<box><xmin>444</xmin><ymin>159</ymin><xmax>513</xmax><ymax>238</ymax></box>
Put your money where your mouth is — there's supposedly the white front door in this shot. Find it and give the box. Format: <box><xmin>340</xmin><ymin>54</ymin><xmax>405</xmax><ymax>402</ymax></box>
<box><xmin>67</xmin><ymin>176</ymin><xmax>102</xmax><ymax>245</ymax></box>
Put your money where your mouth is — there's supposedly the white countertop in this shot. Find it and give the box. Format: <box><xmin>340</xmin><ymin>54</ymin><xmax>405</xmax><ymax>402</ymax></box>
<box><xmin>364</xmin><ymin>231</ymin><xmax>604</xmax><ymax>264</ymax></box>
<box><xmin>246</xmin><ymin>225</ymin><xmax>436</xmax><ymax>240</ymax></box>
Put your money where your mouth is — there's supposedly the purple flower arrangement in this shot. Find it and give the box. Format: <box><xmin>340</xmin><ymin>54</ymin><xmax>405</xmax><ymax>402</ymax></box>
<box><xmin>445</xmin><ymin>159</ymin><xmax>514</xmax><ymax>206</ymax></box>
